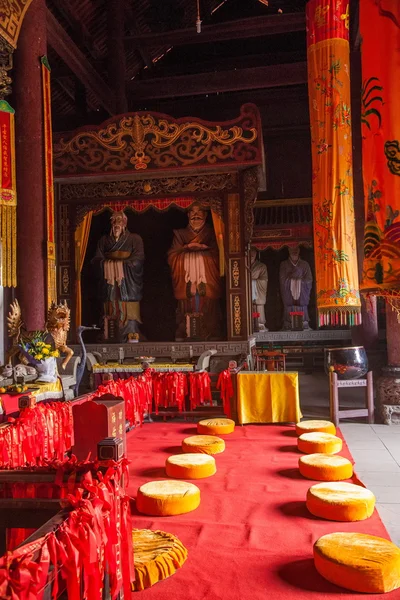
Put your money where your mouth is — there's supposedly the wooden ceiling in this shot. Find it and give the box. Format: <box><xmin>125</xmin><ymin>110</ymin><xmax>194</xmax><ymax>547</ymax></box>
<box><xmin>45</xmin><ymin>0</ymin><xmax>307</xmax><ymax>130</ymax></box>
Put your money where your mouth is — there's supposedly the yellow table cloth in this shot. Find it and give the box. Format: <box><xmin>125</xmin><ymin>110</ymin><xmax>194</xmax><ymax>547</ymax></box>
<box><xmin>237</xmin><ymin>372</ymin><xmax>302</xmax><ymax>425</ymax></box>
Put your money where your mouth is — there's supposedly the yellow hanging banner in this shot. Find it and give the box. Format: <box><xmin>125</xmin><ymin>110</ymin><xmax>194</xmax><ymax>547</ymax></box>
<box><xmin>307</xmin><ymin>0</ymin><xmax>361</xmax><ymax>326</ymax></box>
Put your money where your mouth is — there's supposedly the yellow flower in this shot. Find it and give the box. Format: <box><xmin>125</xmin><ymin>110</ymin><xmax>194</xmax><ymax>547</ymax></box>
<box><xmin>35</xmin><ymin>354</ymin><xmax>43</xmax><ymax>361</ymax></box>
<box><xmin>37</xmin><ymin>342</ymin><xmax>44</xmax><ymax>347</ymax></box>
<box><xmin>52</xmin><ymin>350</ymin><xmax>60</xmax><ymax>358</ymax></box>
<box><xmin>42</xmin><ymin>347</ymin><xmax>50</xmax><ymax>355</ymax></box>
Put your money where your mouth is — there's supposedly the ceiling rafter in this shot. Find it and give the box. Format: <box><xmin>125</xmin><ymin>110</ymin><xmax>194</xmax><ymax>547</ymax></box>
<box><xmin>46</xmin><ymin>8</ymin><xmax>116</xmax><ymax>115</ymax></box>
<box><xmin>125</xmin><ymin>12</ymin><xmax>305</xmax><ymax>47</ymax></box>
<box><xmin>125</xmin><ymin>3</ymin><xmax>154</xmax><ymax>70</ymax></box>
<box><xmin>128</xmin><ymin>61</ymin><xmax>307</xmax><ymax>101</ymax></box>
<box><xmin>49</xmin><ymin>0</ymin><xmax>102</xmax><ymax>60</ymax></box>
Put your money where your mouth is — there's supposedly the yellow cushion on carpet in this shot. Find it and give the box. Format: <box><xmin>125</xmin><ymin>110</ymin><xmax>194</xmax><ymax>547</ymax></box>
<box><xmin>297</xmin><ymin>432</ymin><xmax>342</xmax><ymax>455</ymax></box>
<box><xmin>299</xmin><ymin>453</ymin><xmax>353</xmax><ymax>481</ymax></box>
<box><xmin>307</xmin><ymin>482</ymin><xmax>375</xmax><ymax>521</ymax></box>
<box><xmin>136</xmin><ymin>480</ymin><xmax>201</xmax><ymax>516</ymax></box>
<box><xmin>295</xmin><ymin>419</ymin><xmax>336</xmax><ymax>436</ymax></box>
<box><xmin>131</xmin><ymin>529</ymin><xmax>188</xmax><ymax>591</ymax></box>
<box><xmin>182</xmin><ymin>435</ymin><xmax>225</xmax><ymax>455</ymax></box>
<box><xmin>166</xmin><ymin>453</ymin><xmax>216</xmax><ymax>479</ymax></box>
<box><xmin>314</xmin><ymin>532</ymin><xmax>400</xmax><ymax>593</ymax></box>
<box><xmin>197</xmin><ymin>418</ymin><xmax>235</xmax><ymax>435</ymax></box>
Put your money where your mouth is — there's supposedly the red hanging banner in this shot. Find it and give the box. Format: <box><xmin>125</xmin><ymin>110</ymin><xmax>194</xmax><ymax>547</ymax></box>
<box><xmin>0</xmin><ymin>100</ymin><xmax>17</xmax><ymax>287</ymax></box>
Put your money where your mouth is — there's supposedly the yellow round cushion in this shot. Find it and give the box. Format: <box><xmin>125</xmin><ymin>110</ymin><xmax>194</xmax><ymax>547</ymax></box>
<box><xmin>166</xmin><ymin>454</ymin><xmax>216</xmax><ymax>479</ymax></box>
<box><xmin>307</xmin><ymin>482</ymin><xmax>375</xmax><ymax>521</ymax></box>
<box><xmin>299</xmin><ymin>453</ymin><xmax>353</xmax><ymax>481</ymax></box>
<box><xmin>197</xmin><ymin>418</ymin><xmax>235</xmax><ymax>435</ymax></box>
<box><xmin>131</xmin><ymin>529</ymin><xmax>188</xmax><ymax>591</ymax></box>
<box><xmin>182</xmin><ymin>435</ymin><xmax>225</xmax><ymax>455</ymax></box>
<box><xmin>136</xmin><ymin>480</ymin><xmax>200</xmax><ymax>516</ymax></box>
<box><xmin>295</xmin><ymin>419</ymin><xmax>336</xmax><ymax>436</ymax></box>
<box><xmin>314</xmin><ymin>532</ymin><xmax>400</xmax><ymax>593</ymax></box>
<box><xmin>297</xmin><ymin>432</ymin><xmax>342</xmax><ymax>455</ymax></box>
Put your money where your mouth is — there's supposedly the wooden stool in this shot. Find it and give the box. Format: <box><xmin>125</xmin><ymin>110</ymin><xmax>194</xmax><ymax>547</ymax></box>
<box><xmin>329</xmin><ymin>371</ymin><xmax>374</xmax><ymax>427</ymax></box>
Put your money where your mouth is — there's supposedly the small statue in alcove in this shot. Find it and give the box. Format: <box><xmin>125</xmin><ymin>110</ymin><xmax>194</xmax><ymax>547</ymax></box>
<box><xmin>92</xmin><ymin>210</ymin><xmax>144</xmax><ymax>342</ymax></box>
<box><xmin>279</xmin><ymin>245</ymin><xmax>313</xmax><ymax>330</ymax></box>
<box><xmin>250</xmin><ymin>247</ymin><xmax>268</xmax><ymax>331</ymax></box>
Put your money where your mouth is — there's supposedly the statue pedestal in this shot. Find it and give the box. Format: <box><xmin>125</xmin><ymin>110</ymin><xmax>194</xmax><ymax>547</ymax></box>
<box><xmin>377</xmin><ymin>366</ymin><xmax>400</xmax><ymax>424</ymax></box>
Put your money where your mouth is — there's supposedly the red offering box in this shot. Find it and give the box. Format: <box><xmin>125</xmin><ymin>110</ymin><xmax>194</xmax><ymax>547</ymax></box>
<box><xmin>72</xmin><ymin>397</ymin><xmax>126</xmax><ymax>460</ymax></box>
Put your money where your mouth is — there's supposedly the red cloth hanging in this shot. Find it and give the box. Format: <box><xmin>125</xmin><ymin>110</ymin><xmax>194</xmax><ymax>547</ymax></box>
<box><xmin>216</xmin><ymin>370</ymin><xmax>234</xmax><ymax>418</ymax></box>
<box><xmin>189</xmin><ymin>372</ymin><xmax>212</xmax><ymax>410</ymax></box>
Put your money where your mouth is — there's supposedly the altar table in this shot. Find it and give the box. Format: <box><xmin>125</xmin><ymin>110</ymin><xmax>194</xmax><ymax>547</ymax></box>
<box><xmin>236</xmin><ymin>372</ymin><xmax>301</xmax><ymax>425</ymax></box>
<box><xmin>0</xmin><ymin>380</ymin><xmax>64</xmax><ymax>419</ymax></box>
<box><xmin>92</xmin><ymin>362</ymin><xmax>194</xmax><ymax>387</ymax></box>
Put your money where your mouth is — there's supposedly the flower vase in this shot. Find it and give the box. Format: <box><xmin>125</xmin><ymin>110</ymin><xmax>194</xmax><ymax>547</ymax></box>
<box><xmin>35</xmin><ymin>356</ymin><xmax>58</xmax><ymax>383</ymax></box>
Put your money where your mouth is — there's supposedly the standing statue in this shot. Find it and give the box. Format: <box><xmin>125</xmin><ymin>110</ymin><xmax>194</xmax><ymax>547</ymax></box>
<box><xmin>168</xmin><ymin>203</ymin><xmax>222</xmax><ymax>340</ymax></box>
<box><xmin>279</xmin><ymin>245</ymin><xmax>313</xmax><ymax>330</ymax></box>
<box><xmin>92</xmin><ymin>211</ymin><xmax>144</xmax><ymax>342</ymax></box>
<box><xmin>250</xmin><ymin>247</ymin><xmax>268</xmax><ymax>331</ymax></box>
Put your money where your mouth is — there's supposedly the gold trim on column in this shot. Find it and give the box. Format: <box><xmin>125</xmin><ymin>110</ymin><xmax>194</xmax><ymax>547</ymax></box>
<box><xmin>230</xmin><ymin>259</ymin><xmax>240</xmax><ymax>288</ymax></box>
<box><xmin>228</xmin><ymin>193</ymin><xmax>240</xmax><ymax>253</ymax></box>
<box><xmin>231</xmin><ymin>295</ymin><xmax>242</xmax><ymax>337</ymax></box>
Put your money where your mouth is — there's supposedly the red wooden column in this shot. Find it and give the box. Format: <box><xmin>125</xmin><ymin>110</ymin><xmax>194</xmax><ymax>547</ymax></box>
<box><xmin>14</xmin><ymin>0</ymin><xmax>47</xmax><ymax>330</ymax></box>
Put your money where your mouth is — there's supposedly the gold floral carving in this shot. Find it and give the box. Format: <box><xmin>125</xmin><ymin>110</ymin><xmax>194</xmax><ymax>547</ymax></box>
<box><xmin>61</xmin><ymin>267</ymin><xmax>70</xmax><ymax>295</ymax></box>
<box><xmin>53</xmin><ymin>105</ymin><xmax>261</xmax><ymax>176</ymax></box>
<box><xmin>243</xmin><ymin>167</ymin><xmax>260</xmax><ymax>244</ymax></box>
<box><xmin>228</xmin><ymin>194</ymin><xmax>240</xmax><ymax>253</ymax></box>
<box><xmin>0</xmin><ymin>37</ymin><xmax>13</xmax><ymax>99</ymax></box>
<box><xmin>231</xmin><ymin>259</ymin><xmax>240</xmax><ymax>288</ymax></box>
<box><xmin>0</xmin><ymin>0</ymin><xmax>33</xmax><ymax>49</ymax></box>
<box><xmin>232</xmin><ymin>295</ymin><xmax>242</xmax><ymax>336</ymax></box>
<box><xmin>61</xmin><ymin>173</ymin><xmax>236</xmax><ymax>203</ymax></box>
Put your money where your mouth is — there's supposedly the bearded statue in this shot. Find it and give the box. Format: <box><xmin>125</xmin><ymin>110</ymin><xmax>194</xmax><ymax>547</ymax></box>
<box><xmin>92</xmin><ymin>211</ymin><xmax>144</xmax><ymax>341</ymax></box>
<box><xmin>168</xmin><ymin>203</ymin><xmax>222</xmax><ymax>341</ymax></box>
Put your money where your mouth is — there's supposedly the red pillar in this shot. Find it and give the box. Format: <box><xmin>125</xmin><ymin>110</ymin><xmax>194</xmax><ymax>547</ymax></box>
<box><xmin>385</xmin><ymin>303</ymin><xmax>400</xmax><ymax>367</ymax></box>
<box><xmin>14</xmin><ymin>0</ymin><xmax>47</xmax><ymax>330</ymax></box>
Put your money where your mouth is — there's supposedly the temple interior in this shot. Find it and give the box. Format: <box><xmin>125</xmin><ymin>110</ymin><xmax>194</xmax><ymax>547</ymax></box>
<box><xmin>0</xmin><ymin>1</ymin><xmax>400</xmax><ymax>598</ymax></box>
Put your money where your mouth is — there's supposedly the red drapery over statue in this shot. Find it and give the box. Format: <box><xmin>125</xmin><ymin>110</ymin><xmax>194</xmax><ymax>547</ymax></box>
<box><xmin>360</xmin><ymin>1</ymin><xmax>400</xmax><ymax>312</ymax></box>
<box><xmin>307</xmin><ymin>0</ymin><xmax>361</xmax><ymax>326</ymax></box>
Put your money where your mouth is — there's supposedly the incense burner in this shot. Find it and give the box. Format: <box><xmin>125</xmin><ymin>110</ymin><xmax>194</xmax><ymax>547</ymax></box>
<box><xmin>324</xmin><ymin>346</ymin><xmax>368</xmax><ymax>380</ymax></box>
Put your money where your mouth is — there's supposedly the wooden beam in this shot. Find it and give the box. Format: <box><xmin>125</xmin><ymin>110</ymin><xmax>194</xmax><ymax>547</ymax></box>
<box><xmin>46</xmin><ymin>8</ymin><xmax>116</xmax><ymax>115</ymax></box>
<box><xmin>125</xmin><ymin>2</ymin><xmax>154</xmax><ymax>70</ymax></box>
<box><xmin>125</xmin><ymin>13</ymin><xmax>305</xmax><ymax>47</ymax></box>
<box><xmin>49</xmin><ymin>0</ymin><xmax>101</xmax><ymax>60</ymax></box>
<box><xmin>107</xmin><ymin>0</ymin><xmax>128</xmax><ymax>113</ymax></box>
<box><xmin>129</xmin><ymin>62</ymin><xmax>307</xmax><ymax>100</ymax></box>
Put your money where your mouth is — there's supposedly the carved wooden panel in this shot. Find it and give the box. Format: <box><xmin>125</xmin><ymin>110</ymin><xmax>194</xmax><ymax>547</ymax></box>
<box><xmin>54</xmin><ymin>104</ymin><xmax>262</xmax><ymax>177</ymax></box>
<box><xmin>59</xmin><ymin>204</ymin><xmax>70</xmax><ymax>262</ymax></box>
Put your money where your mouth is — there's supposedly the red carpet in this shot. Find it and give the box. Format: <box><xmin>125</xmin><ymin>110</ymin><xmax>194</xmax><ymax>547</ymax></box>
<box><xmin>126</xmin><ymin>423</ymin><xmax>394</xmax><ymax>599</ymax></box>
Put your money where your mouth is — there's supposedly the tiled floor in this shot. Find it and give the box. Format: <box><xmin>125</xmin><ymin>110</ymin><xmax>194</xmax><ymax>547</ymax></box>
<box><xmin>340</xmin><ymin>423</ymin><xmax>400</xmax><ymax>546</ymax></box>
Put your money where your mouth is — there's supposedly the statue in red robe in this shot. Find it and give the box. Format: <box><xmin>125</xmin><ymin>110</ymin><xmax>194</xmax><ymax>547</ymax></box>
<box><xmin>168</xmin><ymin>203</ymin><xmax>222</xmax><ymax>340</ymax></box>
